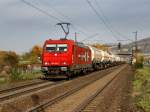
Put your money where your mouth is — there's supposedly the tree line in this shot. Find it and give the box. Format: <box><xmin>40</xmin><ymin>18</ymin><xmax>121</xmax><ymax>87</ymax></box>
<box><xmin>0</xmin><ymin>45</ymin><xmax>42</xmax><ymax>73</ymax></box>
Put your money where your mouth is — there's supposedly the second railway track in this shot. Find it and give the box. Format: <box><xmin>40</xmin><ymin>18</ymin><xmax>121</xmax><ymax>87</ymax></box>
<box><xmin>0</xmin><ymin>80</ymin><xmax>46</xmax><ymax>94</ymax></box>
<box><xmin>0</xmin><ymin>80</ymin><xmax>61</xmax><ymax>102</ymax></box>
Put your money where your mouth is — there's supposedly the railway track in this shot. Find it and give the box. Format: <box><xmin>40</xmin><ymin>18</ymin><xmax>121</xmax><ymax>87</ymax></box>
<box><xmin>72</xmin><ymin>67</ymin><xmax>124</xmax><ymax>112</ymax></box>
<box><xmin>0</xmin><ymin>80</ymin><xmax>45</xmax><ymax>94</ymax></box>
<box><xmin>79</xmin><ymin>66</ymin><xmax>133</xmax><ymax>112</ymax></box>
<box><xmin>26</xmin><ymin>65</ymin><xmax>126</xmax><ymax>112</ymax></box>
<box><xmin>0</xmin><ymin>80</ymin><xmax>60</xmax><ymax>102</ymax></box>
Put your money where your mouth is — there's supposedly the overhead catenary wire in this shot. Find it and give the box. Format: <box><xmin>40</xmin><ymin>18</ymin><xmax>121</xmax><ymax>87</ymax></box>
<box><xmin>81</xmin><ymin>33</ymin><xmax>99</xmax><ymax>41</ymax></box>
<box><xmin>41</xmin><ymin>1</ymin><xmax>70</xmax><ymax>22</ymax></box>
<box><xmin>40</xmin><ymin>1</ymin><xmax>90</xmax><ymax>35</ymax></box>
<box><xmin>21</xmin><ymin>0</ymin><xmax>91</xmax><ymax>39</ymax></box>
<box><xmin>21</xmin><ymin>0</ymin><xmax>119</xmax><ymax>43</ymax></box>
<box><xmin>86</xmin><ymin>0</ymin><xmax>121</xmax><ymax>42</ymax></box>
<box><xmin>94</xmin><ymin>0</ymin><xmax>130</xmax><ymax>40</ymax></box>
<box><xmin>43</xmin><ymin>2</ymin><xmax>91</xmax><ymax>37</ymax></box>
<box><xmin>21</xmin><ymin>0</ymin><xmax>63</xmax><ymax>22</ymax></box>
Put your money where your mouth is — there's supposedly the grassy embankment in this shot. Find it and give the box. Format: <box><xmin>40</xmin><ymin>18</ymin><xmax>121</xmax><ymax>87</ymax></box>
<box><xmin>0</xmin><ymin>69</ymin><xmax>42</xmax><ymax>85</ymax></box>
<box><xmin>133</xmin><ymin>66</ymin><xmax>150</xmax><ymax>112</ymax></box>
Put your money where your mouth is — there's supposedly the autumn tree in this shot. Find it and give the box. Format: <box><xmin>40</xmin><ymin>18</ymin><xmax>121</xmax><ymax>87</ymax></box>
<box><xmin>0</xmin><ymin>51</ymin><xmax>19</xmax><ymax>68</ymax></box>
<box><xmin>21</xmin><ymin>45</ymin><xmax>42</xmax><ymax>64</ymax></box>
<box><xmin>31</xmin><ymin>45</ymin><xmax>42</xmax><ymax>57</ymax></box>
<box><xmin>91</xmin><ymin>43</ymin><xmax>109</xmax><ymax>51</ymax></box>
<box><xmin>30</xmin><ymin>45</ymin><xmax>42</xmax><ymax>63</ymax></box>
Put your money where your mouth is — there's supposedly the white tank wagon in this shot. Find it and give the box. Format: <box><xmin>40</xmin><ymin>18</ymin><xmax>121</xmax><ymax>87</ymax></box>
<box><xmin>87</xmin><ymin>45</ymin><xmax>124</xmax><ymax>70</ymax></box>
<box><xmin>116</xmin><ymin>56</ymin><xmax>121</xmax><ymax>62</ymax></box>
<box><xmin>110</xmin><ymin>54</ymin><xmax>116</xmax><ymax>63</ymax></box>
<box><xmin>111</xmin><ymin>55</ymin><xmax>125</xmax><ymax>65</ymax></box>
<box><xmin>104</xmin><ymin>52</ymin><xmax>124</xmax><ymax>66</ymax></box>
<box><xmin>120</xmin><ymin>57</ymin><xmax>125</xmax><ymax>62</ymax></box>
<box><xmin>88</xmin><ymin>46</ymin><xmax>103</xmax><ymax>63</ymax></box>
<box><xmin>88</xmin><ymin>46</ymin><xmax>103</xmax><ymax>70</ymax></box>
<box><xmin>103</xmin><ymin>52</ymin><xmax>123</xmax><ymax>67</ymax></box>
<box><xmin>107</xmin><ymin>54</ymin><xmax>116</xmax><ymax>66</ymax></box>
<box><xmin>88</xmin><ymin>46</ymin><xmax>113</xmax><ymax>70</ymax></box>
<box><xmin>102</xmin><ymin>51</ymin><xmax>110</xmax><ymax>62</ymax></box>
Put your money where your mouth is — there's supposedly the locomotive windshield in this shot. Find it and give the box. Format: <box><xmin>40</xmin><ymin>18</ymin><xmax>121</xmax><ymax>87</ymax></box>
<box><xmin>45</xmin><ymin>44</ymin><xmax>68</xmax><ymax>52</ymax></box>
<box><xmin>57</xmin><ymin>44</ymin><xmax>67</xmax><ymax>52</ymax></box>
<box><xmin>46</xmin><ymin>44</ymin><xmax>56</xmax><ymax>52</ymax></box>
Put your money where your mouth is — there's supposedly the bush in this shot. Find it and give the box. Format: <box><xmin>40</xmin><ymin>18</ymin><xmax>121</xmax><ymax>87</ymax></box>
<box><xmin>19</xmin><ymin>72</ymin><xmax>42</xmax><ymax>80</ymax></box>
<box><xmin>133</xmin><ymin>67</ymin><xmax>150</xmax><ymax>112</ymax></box>
<box><xmin>10</xmin><ymin>68</ymin><xmax>22</xmax><ymax>81</ymax></box>
<box><xmin>10</xmin><ymin>68</ymin><xmax>42</xmax><ymax>81</ymax></box>
<box><xmin>0</xmin><ymin>51</ymin><xmax>18</xmax><ymax>67</ymax></box>
<box><xmin>134</xmin><ymin>62</ymin><xmax>143</xmax><ymax>69</ymax></box>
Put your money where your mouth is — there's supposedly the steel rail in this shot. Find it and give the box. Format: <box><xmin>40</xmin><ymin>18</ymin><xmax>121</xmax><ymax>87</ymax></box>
<box><xmin>72</xmin><ymin>66</ymin><xmax>127</xmax><ymax>112</ymax></box>
<box><xmin>0</xmin><ymin>81</ymin><xmax>62</xmax><ymax>102</ymax></box>
<box><xmin>0</xmin><ymin>80</ymin><xmax>45</xmax><ymax>94</ymax></box>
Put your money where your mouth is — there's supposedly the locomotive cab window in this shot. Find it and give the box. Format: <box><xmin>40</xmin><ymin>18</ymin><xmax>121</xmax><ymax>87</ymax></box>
<box><xmin>57</xmin><ymin>44</ymin><xmax>68</xmax><ymax>52</ymax></box>
<box><xmin>46</xmin><ymin>44</ymin><xmax>56</xmax><ymax>52</ymax></box>
<box><xmin>45</xmin><ymin>44</ymin><xmax>68</xmax><ymax>52</ymax></box>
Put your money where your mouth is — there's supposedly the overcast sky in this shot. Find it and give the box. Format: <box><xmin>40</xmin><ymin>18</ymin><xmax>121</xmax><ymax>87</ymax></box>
<box><xmin>0</xmin><ymin>0</ymin><xmax>150</xmax><ymax>53</ymax></box>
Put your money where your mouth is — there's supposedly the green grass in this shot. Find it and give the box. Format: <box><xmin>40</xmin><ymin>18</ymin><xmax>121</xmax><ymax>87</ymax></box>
<box><xmin>0</xmin><ymin>69</ymin><xmax>42</xmax><ymax>86</ymax></box>
<box><xmin>0</xmin><ymin>73</ymin><xmax>42</xmax><ymax>87</ymax></box>
<box><xmin>0</xmin><ymin>77</ymin><xmax>7</xmax><ymax>84</ymax></box>
<box><xmin>17</xmin><ymin>72</ymin><xmax>42</xmax><ymax>80</ymax></box>
<box><xmin>10</xmin><ymin>68</ymin><xmax>42</xmax><ymax>81</ymax></box>
<box><xmin>133</xmin><ymin>67</ymin><xmax>150</xmax><ymax>112</ymax></box>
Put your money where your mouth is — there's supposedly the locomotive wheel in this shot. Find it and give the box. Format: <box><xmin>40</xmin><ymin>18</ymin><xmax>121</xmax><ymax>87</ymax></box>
<box><xmin>66</xmin><ymin>72</ymin><xmax>73</xmax><ymax>80</ymax></box>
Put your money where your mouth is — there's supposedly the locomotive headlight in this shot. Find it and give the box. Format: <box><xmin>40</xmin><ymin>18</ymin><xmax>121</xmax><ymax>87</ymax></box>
<box><xmin>41</xmin><ymin>67</ymin><xmax>48</xmax><ymax>71</ymax></box>
<box><xmin>61</xmin><ymin>62</ymin><xmax>67</xmax><ymax>65</ymax></box>
<box><xmin>45</xmin><ymin>62</ymin><xmax>48</xmax><ymax>65</ymax></box>
<box><xmin>61</xmin><ymin>67</ymin><xmax>67</xmax><ymax>71</ymax></box>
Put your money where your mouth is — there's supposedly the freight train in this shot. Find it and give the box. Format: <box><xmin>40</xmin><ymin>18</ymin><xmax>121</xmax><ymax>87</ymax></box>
<box><xmin>41</xmin><ymin>39</ymin><xmax>123</xmax><ymax>78</ymax></box>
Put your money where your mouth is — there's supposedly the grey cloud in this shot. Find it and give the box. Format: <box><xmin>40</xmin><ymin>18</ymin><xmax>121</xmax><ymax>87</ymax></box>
<box><xmin>0</xmin><ymin>0</ymin><xmax>150</xmax><ymax>53</ymax></box>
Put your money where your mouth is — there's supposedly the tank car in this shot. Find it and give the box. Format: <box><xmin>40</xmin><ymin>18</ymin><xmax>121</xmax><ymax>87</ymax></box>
<box><xmin>88</xmin><ymin>46</ymin><xmax>113</xmax><ymax>70</ymax></box>
<box><xmin>88</xmin><ymin>46</ymin><xmax>103</xmax><ymax>70</ymax></box>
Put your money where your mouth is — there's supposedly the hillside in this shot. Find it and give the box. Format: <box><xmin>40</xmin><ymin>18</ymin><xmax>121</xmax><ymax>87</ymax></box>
<box><xmin>110</xmin><ymin>37</ymin><xmax>150</xmax><ymax>54</ymax></box>
<box><xmin>136</xmin><ymin>37</ymin><xmax>150</xmax><ymax>53</ymax></box>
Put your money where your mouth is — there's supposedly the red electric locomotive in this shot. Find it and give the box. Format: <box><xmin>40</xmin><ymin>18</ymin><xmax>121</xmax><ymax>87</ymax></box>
<box><xmin>41</xmin><ymin>39</ymin><xmax>92</xmax><ymax>78</ymax></box>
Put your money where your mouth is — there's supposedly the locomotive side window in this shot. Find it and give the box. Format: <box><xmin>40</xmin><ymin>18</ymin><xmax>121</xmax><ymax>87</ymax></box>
<box><xmin>46</xmin><ymin>44</ymin><xmax>56</xmax><ymax>52</ymax></box>
<box><xmin>57</xmin><ymin>44</ymin><xmax>68</xmax><ymax>52</ymax></box>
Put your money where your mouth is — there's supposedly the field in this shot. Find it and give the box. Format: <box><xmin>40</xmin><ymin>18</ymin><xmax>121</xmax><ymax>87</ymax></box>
<box><xmin>133</xmin><ymin>66</ymin><xmax>150</xmax><ymax>112</ymax></box>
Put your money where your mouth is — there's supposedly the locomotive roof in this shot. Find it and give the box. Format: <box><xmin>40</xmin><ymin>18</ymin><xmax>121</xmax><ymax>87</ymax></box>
<box><xmin>45</xmin><ymin>39</ymin><xmax>89</xmax><ymax>49</ymax></box>
<box><xmin>46</xmin><ymin>39</ymin><xmax>74</xmax><ymax>42</ymax></box>
<box><xmin>75</xmin><ymin>42</ymin><xmax>89</xmax><ymax>49</ymax></box>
